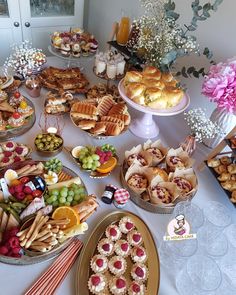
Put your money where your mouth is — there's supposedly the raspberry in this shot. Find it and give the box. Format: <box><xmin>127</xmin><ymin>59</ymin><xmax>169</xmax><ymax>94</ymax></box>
<box><xmin>14</xmin><ymin>156</ymin><xmax>21</xmax><ymax>162</ymax></box>
<box><xmin>6</xmin><ymin>142</ymin><xmax>14</xmax><ymax>148</ymax></box>
<box><xmin>15</xmin><ymin>146</ymin><xmax>23</xmax><ymax>155</ymax></box>
<box><xmin>2</xmin><ymin>157</ymin><xmax>9</xmax><ymax>163</ymax></box>
<box><xmin>126</xmin><ymin>222</ymin><xmax>133</xmax><ymax>230</ymax></box>
<box><xmin>9</xmin><ymin>227</ymin><xmax>19</xmax><ymax>237</ymax></box>
<box><xmin>114</xmin><ymin>260</ymin><xmax>122</xmax><ymax>269</ymax></box>
<box><xmin>110</xmin><ymin>227</ymin><xmax>117</xmax><ymax>236</ymax></box>
<box><xmin>14</xmin><ymin>184</ymin><xmax>24</xmax><ymax>193</ymax></box>
<box><xmin>11</xmin><ymin>253</ymin><xmax>21</xmax><ymax>258</ymax></box>
<box><xmin>133</xmin><ymin>234</ymin><xmax>141</xmax><ymax>243</ymax></box>
<box><xmin>135</xmin><ymin>266</ymin><xmax>144</xmax><ymax>278</ymax></box>
<box><xmin>96</xmin><ymin>259</ymin><xmax>103</xmax><ymax>267</ymax></box>
<box><xmin>11</xmin><ymin>247</ymin><xmax>21</xmax><ymax>255</ymax></box>
<box><xmin>9</xmin><ymin>186</ymin><xmax>15</xmax><ymax>195</ymax></box>
<box><xmin>14</xmin><ymin>92</ymin><xmax>21</xmax><ymax>99</ymax></box>
<box><xmin>0</xmin><ymin>246</ymin><xmax>8</xmax><ymax>255</ymax></box>
<box><xmin>15</xmin><ymin>192</ymin><xmax>25</xmax><ymax>200</ymax></box>
<box><xmin>3</xmin><ymin>151</ymin><xmax>12</xmax><ymax>157</ymax></box>
<box><xmin>136</xmin><ymin>248</ymin><xmax>144</xmax><ymax>257</ymax></box>
<box><xmin>23</xmin><ymin>186</ymin><xmax>33</xmax><ymax>194</ymax></box>
<box><xmin>8</xmin><ymin>236</ymin><xmax>20</xmax><ymax>249</ymax></box>
<box><xmin>116</xmin><ymin>278</ymin><xmax>126</xmax><ymax>289</ymax></box>
<box><xmin>121</xmin><ymin>243</ymin><xmax>128</xmax><ymax>252</ymax></box>
<box><xmin>132</xmin><ymin>283</ymin><xmax>141</xmax><ymax>292</ymax></box>
<box><xmin>102</xmin><ymin>243</ymin><xmax>110</xmax><ymax>252</ymax></box>
<box><xmin>91</xmin><ymin>275</ymin><xmax>101</xmax><ymax>286</ymax></box>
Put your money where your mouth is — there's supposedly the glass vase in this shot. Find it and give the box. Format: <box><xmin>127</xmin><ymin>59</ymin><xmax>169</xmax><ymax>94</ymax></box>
<box><xmin>203</xmin><ymin>107</ymin><xmax>236</xmax><ymax>148</ymax></box>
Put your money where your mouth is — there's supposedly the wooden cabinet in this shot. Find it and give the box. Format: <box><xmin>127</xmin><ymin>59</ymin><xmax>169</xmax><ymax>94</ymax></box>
<box><xmin>0</xmin><ymin>0</ymin><xmax>84</xmax><ymax>64</ymax></box>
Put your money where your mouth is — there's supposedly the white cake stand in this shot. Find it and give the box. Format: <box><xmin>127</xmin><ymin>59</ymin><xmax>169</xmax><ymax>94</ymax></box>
<box><xmin>118</xmin><ymin>79</ymin><xmax>190</xmax><ymax>139</ymax></box>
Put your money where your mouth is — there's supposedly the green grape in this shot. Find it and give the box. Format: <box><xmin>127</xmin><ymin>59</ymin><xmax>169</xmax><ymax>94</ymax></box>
<box><xmin>67</xmin><ymin>196</ymin><xmax>73</xmax><ymax>202</ymax></box>
<box><xmin>77</xmin><ymin>187</ymin><xmax>85</xmax><ymax>194</ymax></box>
<box><xmin>51</xmin><ymin>189</ymin><xmax>59</xmax><ymax>196</ymax></box>
<box><xmin>61</xmin><ymin>186</ymin><xmax>68</xmax><ymax>193</ymax></box>
<box><xmin>59</xmin><ymin>196</ymin><xmax>66</xmax><ymax>203</ymax></box>
<box><xmin>70</xmin><ymin>183</ymin><xmax>78</xmax><ymax>190</ymax></box>
<box><xmin>68</xmin><ymin>190</ymin><xmax>74</xmax><ymax>197</ymax></box>
<box><xmin>53</xmin><ymin>201</ymin><xmax>59</xmax><ymax>207</ymax></box>
<box><xmin>95</xmin><ymin>161</ymin><xmax>100</xmax><ymax>167</ymax></box>
<box><xmin>65</xmin><ymin>202</ymin><xmax>71</xmax><ymax>206</ymax></box>
<box><xmin>87</xmin><ymin>163</ymin><xmax>92</xmax><ymax>169</ymax></box>
<box><xmin>92</xmin><ymin>154</ymin><xmax>100</xmax><ymax>161</ymax></box>
<box><xmin>51</xmin><ymin>195</ymin><xmax>58</xmax><ymax>202</ymax></box>
<box><xmin>74</xmin><ymin>194</ymin><xmax>81</xmax><ymax>201</ymax></box>
<box><xmin>60</xmin><ymin>190</ymin><xmax>67</xmax><ymax>198</ymax></box>
<box><xmin>46</xmin><ymin>196</ymin><xmax>54</xmax><ymax>204</ymax></box>
<box><xmin>82</xmin><ymin>163</ymin><xmax>87</xmax><ymax>169</ymax></box>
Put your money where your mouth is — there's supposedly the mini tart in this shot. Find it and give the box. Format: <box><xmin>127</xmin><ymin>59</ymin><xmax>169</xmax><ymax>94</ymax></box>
<box><xmin>128</xmin><ymin>281</ymin><xmax>146</xmax><ymax>295</ymax></box>
<box><xmin>119</xmin><ymin>216</ymin><xmax>135</xmax><ymax>234</ymax></box>
<box><xmin>146</xmin><ymin>147</ymin><xmax>163</xmax><ymax>163</ymax></box>
<box><xmin>88</xmin><ymin>273</ymin><xmax>107</xmax><ymax>294</ymax></box>
<box><xmin>105</xmin><ymin>224</ymin><xmax>121</xmax><ymax>241</ymax></box>
<box><xmin>150</xmin><ymin>185</ymin><xmax>173</xmax><ymax>204</ymax></box>
<box><xmin>97</xmin><ymin>238</ymin><xmax>114</xmax><ymax>256</ymax></box>
<box><xmin>108</xmin><ymin>255</ymin><xmax>127</xmax><ymax>276</ymax></box>
<box><xmin>15</xmin><ymin>145</ymin><xmax>29</xmax><ymax>157</ymax></box>
<box><xmin>130</xmin><ymin>246</ymin><xmax>147</xmax><ymax>263</ymax></box>
<box><xmin>0</xmin><ymin>157</ymin><xmax>14</xmax><ymax>168</ymax></box>
<box><xmin>172</xmin><ymin>177</ymin><xmax>192</xmax><ymax>194</ymax></box>
<box><xmin>127</xmin><ymin>230</ymin><xmax>143</xmax><ymax>246</ymax></box>
<box><xmin>109</xmin><ymin>276</ymin><xmax>127</xmax><ymax>295</ymax></box>
<box><xmin>114</xmin><ymin>240</ymin><xmax>131</xmax><ymax>257</ymax></box>
<box><xmin>131</xmin><ymin>263</ymin><xmax>148</xmax><ymax>282</ymax></box>
<box><xmin>168</xmin><ymin>156</ymin><xmax>185</xmax><ymax>170</ymax></box>
<box><xmin>17</xmin><ymin>105</ymin><xmax>34</xmax><ymax>118</ymax></box>
<box><xmin>2</xmin><ymin>141</ymin><xmax>17</xmax><ymax>152</ymax></box>
<box><xmin>127</xmin><ymin>154</ymin><xmax>147</xmax><ymax>167</ymax></box>
<box><xmin>8</xmin><ymin>116</ymin><xmax>25</xmax><ymax>128</ymax></box>
<box><xmin>90</xmin><ymin>254</ymin><xmax>108</xmax><ymax>273</ymax></box>
<box><xmin>127</xmin><ymin>174</ymin><xmax>148</xmax><ymax>190</ymax></box>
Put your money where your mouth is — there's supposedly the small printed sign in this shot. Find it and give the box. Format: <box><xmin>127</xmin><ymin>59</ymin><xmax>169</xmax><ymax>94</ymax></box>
<box><xmin>163</xmin><ymin>214</ymin><xmax>197</xmax><ymax>241</ymax></box>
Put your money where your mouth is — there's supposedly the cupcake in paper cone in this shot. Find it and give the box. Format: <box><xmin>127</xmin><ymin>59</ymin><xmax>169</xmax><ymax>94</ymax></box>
<box><xmin>148</xmin><ymin>175</ymin><xmax>179</xmax><ymax>206</ymax></box>
<box><xmin>166</xmin><ymin>147</ymin><xmax>194</xmax><ymax>172</ymax></box>
<box><xmin>143</xmin><ymin>139</ymin><xmax>168</xmax><ymax>166</ymax></box>
<box><xmin>169</xmin><ymin>168</ymin><xmax>197</xmax><ymax>200</ymax></box>
<box><xmin>125</xmin><ymin>144</ymin><xmax>152</xmax><ymax>167</ymax></box>
<box><xmin>149</xmin><ymin>167</ymin><xmax>169</xmax><ymax>182</ymax></box>
<box><xmin>125</xmin><ymin>164</ymin><xmax>153</xmax><ymax>195</ymax></box>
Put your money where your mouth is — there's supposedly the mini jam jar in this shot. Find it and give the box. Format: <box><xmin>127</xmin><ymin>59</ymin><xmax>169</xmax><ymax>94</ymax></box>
<box><xmin>101</xmin><ymin>185</ymin><xmax>117</xmax><ymax>204</ymax></box>
<box><xmin>25</xmin><ymin>176</ymin><xmax>46</xmax><ymax>192</ymax></box>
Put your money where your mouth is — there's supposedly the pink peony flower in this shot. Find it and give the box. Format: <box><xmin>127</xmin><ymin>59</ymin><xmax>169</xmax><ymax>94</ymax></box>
<box><xmin>202</xmin><ymin>58</ymin><xmax>236</xmax><ymax>113</ymax></box>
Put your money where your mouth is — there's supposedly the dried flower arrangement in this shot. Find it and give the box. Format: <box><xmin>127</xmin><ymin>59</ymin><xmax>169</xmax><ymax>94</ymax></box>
<box><xmin>4</xmin><ymin>41</ymin><xmax>46</xmax><ymax>79</ymax></box>
<box><xmin>133</xmin><ymin>0</ymin><xmax>223</xmax><ymax>76</ymax></box>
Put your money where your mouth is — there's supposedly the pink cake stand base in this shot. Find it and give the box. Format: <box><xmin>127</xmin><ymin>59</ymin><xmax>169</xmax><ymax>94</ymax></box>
<box><xmin>129</xmin><ymin>113</ymin><xmax>159</xmax><ymax>139</ymax></box>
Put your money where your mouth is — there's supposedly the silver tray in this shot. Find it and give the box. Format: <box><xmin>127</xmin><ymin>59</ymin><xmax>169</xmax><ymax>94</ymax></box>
<box><xmin>0</xmin><ymin>97</ymin><xmax>36</xmax><ymax>140</ymax></box>
<box><xmin>0</xmin><ymin>160</ymin><xmax>88</xmax><ymax>265</ymax></box>
<box><xmin>76</xmin><ymin>211</ymin><xmax>160</xmax><ymax>295</ymax></box>
<box><xmin>120</xmin><ymin>161</ymin><xmax>198</xmax><ymax>214</ymax></box>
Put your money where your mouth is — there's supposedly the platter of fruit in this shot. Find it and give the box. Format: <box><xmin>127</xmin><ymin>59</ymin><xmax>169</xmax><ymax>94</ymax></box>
<box><xmin>76</xmin><ymin>211</ymin><xmax>160</xmax><ymax>295</ymax></box>
<box><xmin>68</xmin><ymin>144</ymin><xmax>118</xmax><ymax>178</ymax></box>
<box><xmin>34</xmin><ymin>133</ymin><xmax>64</xmax><ymax>156</ymax></box>
<box><xmin>0</xmin><ymin>158</ymin><xmax>98</xmax><ymax>265</ymax></box>
<box><xmin>0</xmin><ymin>90</ymin><xmax>36</xmax><ymax>140</ymax></box>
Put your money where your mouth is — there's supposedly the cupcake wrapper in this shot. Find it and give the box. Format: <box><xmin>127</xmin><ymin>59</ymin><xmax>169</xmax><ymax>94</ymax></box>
<box><xmin>166</xmin><ymin>147</ymin><xmax>194</xmax><ymax>172</ymax></box>
<box><xmin>143</xmin><ymin>139</ymin><xmax>168</xmax><ymax>165</ymax></box>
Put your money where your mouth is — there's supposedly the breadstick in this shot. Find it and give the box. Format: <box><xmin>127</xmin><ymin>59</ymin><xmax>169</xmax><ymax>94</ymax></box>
<box><xmin>31</xmin><ymin>241</ymin><xmax>48</xmax><ymax>247</ymax></box>
<box><xmin>26</xmin><ymin>211</ymin><xmax>43</xmax><ymax>239</ymax></box>
<box><xmin>26</xmin><ymin>216</ymin><xmax>49</xmax><ymax>248</ymax></box>
<box><xmin>48</xmin><ymin>219</ymin><xmax>70</xmax><ymax>225</ymax></box>
<box><xmin>35</xmin><ymin>228</ymin><xmax>51</xmax><ymax>239</ymax></box>
<box><xmin>51</xmin><ymin>226</ymin><xmax>59</xmax><ymax>233</ymax></box>
<box><xmin>17</xmin><ymin>227</ymin><xmax>29</xmax><ymax>238</ymax></box>
<box><xmin>16</xmin><ymin>165</ymin><xmax>31</xmax><ymax>175</ymax></box>
<box><xmin>20</xmin><ymin>238</ymin><xmax>28</xmax><ymax>247</ymax></box>
<box><xmin>30</xmin><ymin>245</ymin><xmax>47</xmax><ymax>252</ymax></box>
<box><xmin>23</xmin><ymin>165</ymin><xmax>37</xmax><ymax>175</ymax></box>
<box><xmin>36</xmin><ymin>232</ymin><xmax>53</xmax><ymax>242</ymax></box>
<box><xmin>80</xmin><ymin>210</ymin><xmax>95</xmax><ymax>222</ymax></box>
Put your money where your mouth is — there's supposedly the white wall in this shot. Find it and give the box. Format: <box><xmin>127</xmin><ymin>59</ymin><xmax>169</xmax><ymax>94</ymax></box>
<box><xmin>86</xmin><ymin>0</ymin><xmax>235</xmax><ymax>114</ymax></box>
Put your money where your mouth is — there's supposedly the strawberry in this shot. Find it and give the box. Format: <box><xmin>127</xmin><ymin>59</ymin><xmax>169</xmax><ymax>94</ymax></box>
<box><xmin>15</xmin><ymin>192</ymin><xmax>25</xmax><ymax>200</ymax></box>
<box><xmin>32</xmin><ymin>189</ymin><xmax>42</xmax><ymax>198</ymax></box>
<box><xmin>20</xmin><ymin>176</ymin><xmax>29</xmax><ymax>184</ymax></box>
<box><xmin>11</xmin><ymin>247</ymin><xmax>21</xmax><ymax>255</ymax></box>
<box><xmin>23</xmin><ymin>186</ymin><xmax>33</xmax><ymax>194</ymax></box>
<box><xmin>8</xmin><ymin>186</ymin><xmax>15</xmax><ymax>195</ymax></box>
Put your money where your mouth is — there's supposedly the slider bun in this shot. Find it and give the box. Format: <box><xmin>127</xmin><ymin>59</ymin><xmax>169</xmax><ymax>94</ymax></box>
<box><xmin>126</xmin><ymin>82</ymin><xmax>146</xmax><ymax>99</ymax></box>
<box><xmin>132</xmin><ymin>95</ymin><xmax>146</xmax><ymax>105</ymax></box>
<box><xmin>147</xmin><ymin>97</ymin><xmax>168</xmax><ymax>109</ymax></box>
<box><xmin>142</xmin><ymin>72</ymin><xmax>161</xmax><ymax>80</ymax></box>
<box><xmin>145</xmin><ymin>87</ymin><xmax>162</xmax><ymax>102</ymax></box>
<box><xmin>142</xmin><ymin>78</ymin><xmax>165</xmax><ymax>90</ymax></box>
<box><xmin>124</xmin><ymin>71</ymin><xmax>143</xmax><ymax>86</ymax></box>
<box><xmin>162</xmin><ymin>87</ymin><xmax>184</xmax><ymax>107</ymax></box>
<box><xmin>161</xmin><ymin>72</ymin><xmax>173</xmax><ymax>83</ymax></box>
<box><xmin>164</xmin><ymin>79</ymin><xmax>178</xmax><ymax>87</ymax></box>
<box><xmin>143</xmin><ymin>66</ymin><xmax>159</xmax><ymax>74</ymax></box>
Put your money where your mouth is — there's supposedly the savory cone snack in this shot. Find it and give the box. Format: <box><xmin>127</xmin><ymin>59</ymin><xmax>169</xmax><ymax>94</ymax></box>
<box><xmin>143</xmin><ymin>139</ymin><xmax>168</xmax><ymax>165</ymax></box>
<box><xmin>166</xmin><ymin>147</ymin><xmax>194</xmax><ymax>172</ymax></box>
<box><xmin>148</xmin><ymin>175</ymin><xmax>179</xmax><ymax>206</ymax></box>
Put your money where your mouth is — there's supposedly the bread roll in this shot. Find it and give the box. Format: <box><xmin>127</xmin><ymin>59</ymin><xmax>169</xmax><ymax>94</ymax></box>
<box><xmin>147</xmin><ymin>97</ymin><xmax>168</xmax><ymax>109</ymax></box>
<box><xmin>97</xmin><ymin>95</ymin><xmax>115</xmax><ymax>116</ymax></box>
<box><xmin>143</xmin><ymin>66</ymin><xmax>159</xmax><ymax>74</ymax></box>
<box><xmin>161</xmin><ymin>72</ymin><xmax>173</xmax><ymax>83</ymax></box>
<box><xmin>104</xmin><ymin>121</ymin><xmax>122</xmax><ymax>136</ymax></box>
<box><xmin>145</xmin><ymin>87</ymin><xmax>162</xmax><ymax>103</ymax></box>
<box><xmin>163</xmin><ymin>87</ymin><xmax>184</xmax><ymax>107</ymax></box>
<box><xmin>124</xmin><ymin>71</ymin><xmax>143</xmax><ymax>86</ymax></box>
<box><xmin>77</xmin><ymin>119</ymin><xmax>96</xmax><ymax>130</ymax></box>
<box><xmin>142</xmin><ymin>79</ymin><xmax>165</xmax><ymax>90</ymax></box>
<box><xmin>101</xmin><ymin>116</ymin><xmax>124</xmax><ymax>130</ymax></box>
<box><xmin>108</xmin><ymin>103</ymin><xmax>127</xmax><ymax>115</ymax></box>
<box><xmin>142</xmin><ymin>72</ymin><xmax>161</xmax><ymax>80</ymax></box>
<box><xmin>126</xmin><ymin>82</ymin><xmax>146</xmax><ymax>101</ymax></box>
<box><xmin>90</xmin><ymin>122</ymin><xmax>106</xmax><ymax>135</ymax></box>
<box><xmin>110</xmin><ymin>114</ymin><xmax>131</xmax><ymax>125</ymax></box>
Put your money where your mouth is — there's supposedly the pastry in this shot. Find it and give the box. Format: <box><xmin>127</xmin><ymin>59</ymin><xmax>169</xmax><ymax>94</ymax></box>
<box><xmin>217</xmin><ymin>172</ymin><xmax>231</xmax><ymax>182</ymax></box>
<box><xmin>127</xmin><ymin>230</ymin><xmax>143</xmax><ymax>246</ymax></box>
<box><xmin>101</xmin><ymin>116</ymin><xmax>124</xmax><ymax>130</ymax></box>
<box><xmin>119</xmin><ymin>217</ymin><xmax>135</xmax><ymax>234</ymax></box>
<box><xmin>97</xmin><ymin>238</ymin><xmax>114</xmax><ymax>256</ymax></box>
<box><xmin>149</xmin><ymin>185</ymin><xmax>173</xmax><ymax>204</ymax></box>
<box><xmin>227</xmin><ymin>164</ymin><xmax>236</xmax><ymax>174</ymax></box>
<box><xmin>221</xmin><ymin>180</ymin><xmax>236</xmax><ymax>192</ymax></box>
<box><xmin>109</xmin><ymin>276</ymin><xmax>127</xmax><ymax>295</ymax></box>
<box><xmin>230</xmin><ymin>191</ymin><xmax>236</xmax><ymax>203</ymax></box>
<box><xmin>130</xmin><ymin>246</ymin><xmax>147</xmax><ymax>263</ymax></box>
<box><xmin>104</xmin><ymin>121</ymin><xmax>122</xmax><ymax>136</ymax></box>
<box><xmin>70</xmin><ymin>102</ymin><xmax>98</xmax><ymax>121</ymax></box>
<box><xmin>114</xmin><ymin>240</ymin><xmax>131</xmax><ymax>257</ymax></box>
<box><xmin>105</xmin><ymin>224</ymin><xmax>121</xmax><ymax>241</ymax></box>
<box><xmin>0</xmin><ymin>100</ymin><xmax>15</xmax><ymax>113</ymax></box>
<box><xmin>108</xmin><ymin>255</ymin><xmax>127</xmax><ymax>276</ymax></box>
<box><xmin>97</xmin><ymin>95</ymin><xmax>115</xmax><ymax>117</ymax></box>
<box><xmin>111</xmin><ymin>114</ymin><xmax>131</xmax><ymax>125</ymax></box>
<box><xmin>150</xmin><ymin>167</ymin><xmax>168</xmax><ymax>181</ymax></box>
<box><xmin>131</xmin><ymin>263</ymin><xmax>148</xmax><ymax>282</ymax></box>
<box><xmin>126</xmin><ymin>83</ymin><xmax>146</xmax><ymax>105</ymax></box>
<box><xmin>214</xmin><ymin>164</ymin><xmax>228</xmax><ymax>175</ymax></box>
<box><xmin>207</xmin><ymin>158</ymin><xmax>220</xmax><ymax>168</ymax></box>
<box><xmin>90</xmin><ymin>254</ymin><xmax>108</xmax><ymax>273</ymax></box>
<box><xmin>172</xmin><ymin>177</ymin><xmax>193</xmax><ymax>194</ymax></box>
<box><xmin>77</xmin><ymin>119</ymin><xmax>96</xmax><ymax>130</ymax></box>
<box><xmin>0</xmin><ymin>90</ymin><xmax>7</xmax><ymax>102</ymax></box>
<box><xmin>108</xmin><ymin>103</ymin><xmax>127</xmax><ymax>116</ymax></box>
<box><xmin>124</xmin><ymin>71</ymin><xmax>143</xmax><ymax>85</ymax></box>
<box><xmin>220</xmin><ymin>156</ymin><xmax>232</xmax><ymax>165</ymax></box>
<box><xmin>143</xmin><ymin>66</ymin><xmax>160</xmax><ymax>75</ymax></box>
<box><xmin>8</xmin><ymin>112</ymin><xmax>25</xmax><ymax>128</ymax></box>
<box><xmin>0</xmin><ymin>156</ymin><xmax>14</xmax><ymax>168</ymax></box>
<box><xmin>90</xmin><ymin>122</ymin><xmax>107</xmax><ymax>135</ymax></box>
<box><xmin>127</xmin><ymin>154</ymin><xmax>147</xmax><ymax>167</ymax></box>
<box><xmin>88</xmin><ymin>274</ymin><xmax>107</xmax><ymax>294</ymax></box>
<box><xmin>167</xmin><ymin>156</ymin><xmax>185</xmax><ymax>171</ymax></box>
<box><xmin>127</xmin><ymin>174</ymin><xmax>148</xmax><ymax>193</ymax></box>
<box><xmin>2</xmin><ymin>141</ymin><xmax>17</xmax><ymax>152</ymax></box>
<box><xmin>128</xmin><ymin>281</ymin><xmax>146</xmax><ymax>295</ymax></box>
<box><xmin>145</xmin><ymin>147</ymin><xmax>163</xmax><ymax>164</ymax></box>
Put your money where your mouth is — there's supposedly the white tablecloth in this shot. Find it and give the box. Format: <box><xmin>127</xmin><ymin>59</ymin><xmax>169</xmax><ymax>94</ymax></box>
<box><xmin>0</xmin><ymin>57</ymin><xmax>235</xmax><ymax>295</ymax></box>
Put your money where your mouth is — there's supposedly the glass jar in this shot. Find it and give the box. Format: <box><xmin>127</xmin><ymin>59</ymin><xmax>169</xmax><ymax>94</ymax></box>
<box><xmin>25</xmin><ymin>75</ymin><xmax>41</xmax><ymax>98</ymax></box>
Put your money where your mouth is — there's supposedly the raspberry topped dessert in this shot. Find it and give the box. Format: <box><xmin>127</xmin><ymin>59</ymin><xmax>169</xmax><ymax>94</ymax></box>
<box><xmin>127</xmin><ymin>230</ymin><xmax>143</xmax><ymax>246</ymax></box>
<box><xmin>114</xmin><ymin>239</ymin><xmax>131</xmax><ymax>257</ymax></box>
<box><xmin>130</xmin><ymin>246</ymin><xmax>147</xmax><ymax>263</ymax></box>
<box><xmin>131</xmin><ymin>263</ymin><xmax>148</xmax><ymax>282</ymax></box>
<box><xmin>128</xmin><ymin>281</ymin><xmax>146</xmax><ymax>295</ymax></box>
<box><xmin>90</xmin><ymin>254</ymin><xmax>108</xmax><ymax>273</ymax></box>
<box><xmin>97</xmin><ymin>238</ymin><xmax>114</xmax><ymax>256</ymax></box>
<box><xmin>105</xmin><ymin>224</ymin><xmax>121</xmax><ymax>241</ymax></box>
<box><xmin>119</xmin><ymin>216</ymin><xmax>135</xmax><ymax>234</ymax></box>
<box><xmin>88</xmin><ymin>273</ymin><xmax>107</xmax><ymax>294</ymax></box>
<box><xmin>109</xmin><ymin>276</ymin><xmax>127</xmax><ymax>295</ymax></box>
<box><xmin>108</xmin><ymin>255</ymin><xmax>127</xmax><ymax>276</ymax></box>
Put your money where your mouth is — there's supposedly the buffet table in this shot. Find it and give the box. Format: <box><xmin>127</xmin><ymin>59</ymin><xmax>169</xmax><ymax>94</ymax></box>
<box><xmin>0</xmin><ymin>56</ymin><xmax>235</xmax><ymax>295</ymax></box>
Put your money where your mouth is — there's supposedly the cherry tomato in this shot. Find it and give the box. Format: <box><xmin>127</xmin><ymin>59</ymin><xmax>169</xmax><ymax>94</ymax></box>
<box><xmin>32</xmin><ymin>190</ymin><xmax>42</xmax><ymax>198</ymax></box>
<box><xmin>14</xmin><ymin>91</ymin><xmax>21</xmax><ymax>99</ymax></box>
<box><xmin>19</xmin><ymin>176</ymin><xmax>30</xmax><ymax>184</ymax></box>
<box><xmin>12</xmin><ymin>112</ymin><xmax>21</xmax><ymax>119</ymax></box>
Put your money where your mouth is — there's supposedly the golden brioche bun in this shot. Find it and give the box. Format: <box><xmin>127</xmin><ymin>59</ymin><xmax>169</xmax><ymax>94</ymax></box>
<box><xmin>161</xmin><ymin>72</ymin><xmax>173</xmax><ymax>83</ymax></box>
<box><xmin>142</xmin><ymin>72</ymin><xmax>161</xmax><ymax>80</ymax></box>
<box><xmin>143</xmin><ymin>66</ymin><xmax>159</xmax><ymax>74</ymax></box>
<box><xmin>126</xmin><ymin>82</ymin><xmax>146</xmax><ymax>99</ymax></box>
<box><xmin>124</xmin><ymin>71</ymin><xmax>143</xmax><ymax>86</ymax></box>
<box><xmin>163</xmin><ymin>87</ymin><xmax>184</xmax><ymax>107</ymax></box>
<box><xmin>145</xmin><ymin>87</ymin><xmax>162</xmax><ymax>103</ymax></box>
<box><xmin>147</xmin><ymin>97</ymin><xmax>168</xmax><ymax>109</ymax></box>
<box><xmin>142</xmin><ymin>78</ymin><xmax>165</xmax><ymax>90</ymax></box>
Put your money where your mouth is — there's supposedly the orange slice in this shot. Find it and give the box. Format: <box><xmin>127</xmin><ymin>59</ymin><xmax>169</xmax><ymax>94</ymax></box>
<box><xmin>96</xmin><ymin>157</ymin><xmax>117</xmax><ymax>174</ymax></box>
<box><xmin>52</xmin><ymin>206</ymin><xmax>80</xmax><ymax>229</ymax></box>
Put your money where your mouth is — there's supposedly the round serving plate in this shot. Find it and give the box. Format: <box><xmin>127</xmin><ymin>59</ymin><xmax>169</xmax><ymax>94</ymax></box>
<box><xmin>118</xmin><ymin>79</ymin><xmax>190</xmax><ymax>138</ymax></box>
<box><xmin>76</xmin><ymin>210</ymin><xmax>160</xmax><ymax>295</ymax></box>
<box><xmin>0</xmin><ymin>159</ymin><xmax>88</xmax><ymax>265</ymax></box>
<box><xmin>70</xmin><ymin>113</ymin><xmax>129</xmax><ymax>140</ymax></box>
<box><xmin>0</xmin><ymin>97</ymin><xmax>36</xmax><ymax>140</ymax></box>
<box><xmin>48</xmin><ymin>45</ymin><xmax>95</xmax><ymax>60</ymax></box>
<box><xmin>120</xmin><ymin>161</ymin><xmax>197</xmax><ymax>214</ymax></box>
